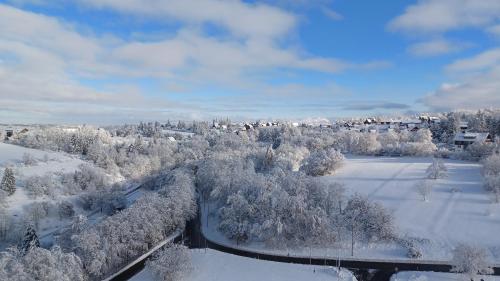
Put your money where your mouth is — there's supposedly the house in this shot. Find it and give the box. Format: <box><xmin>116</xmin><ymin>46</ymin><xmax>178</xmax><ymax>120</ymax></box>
<box><xmin>454</xmin><ymin>132</ymin><xmax>493</xmax><ymax>149</ymax></box>
<box><xmin>458</xmin><ymin>122</ymin><xmax>468</xmax><ymax>133</ymax></box>
<box><xmin>5</xmin><ymin>129</ymin><xmax>14</xmax><ymax>138</ymax></box>
<box><xmin>363</xmin><ymin>118</ymin><xmax>376</xmax><ymax>125</ymax></box>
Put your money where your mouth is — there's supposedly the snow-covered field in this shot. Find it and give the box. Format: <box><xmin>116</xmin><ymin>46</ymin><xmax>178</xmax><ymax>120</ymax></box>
<box><xmin>202</xmin><ymin>156</ymin><xmax>500</xmax><ymax>263</ymax></box>
<box><xmin>328</xmin><ymin>156</ymin><xmax>500</xmax><ymax>262</ymax></box>
<box><xmin>130</xmin><ymin>249</ymin><xmax>356</xmax><ymax>281</ymax></box>
<box><xmin>391</xmin><ymin>271</ymin><xmax>500</xmax><ymax>281</ymax></box>
<box><xmin>0</xmin><ymin>142</ymin><xmax>130</xmax><ymax>250</ymax></box>
<box><xmin>0</xmin><ymin>142</ymin><xmax>86</xmax><ymax>214</ymax></box>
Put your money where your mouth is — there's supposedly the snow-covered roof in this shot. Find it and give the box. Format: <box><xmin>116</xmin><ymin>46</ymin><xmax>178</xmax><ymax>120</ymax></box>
<box><xmin>453</xmin><ymin>132</ymin><xmax>490</xmax><ymax>143</ymax></box>
<box><xmin>402</xmin><ymin>119</ymin><xmax>421</xmax><ymax>124</ymax></box>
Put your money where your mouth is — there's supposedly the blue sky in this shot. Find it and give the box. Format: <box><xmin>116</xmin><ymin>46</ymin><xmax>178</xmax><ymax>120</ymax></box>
<box><xmin>1</xmin><ymin>0</ymin><xmax>500</xmax><ymax>124</ymax></box>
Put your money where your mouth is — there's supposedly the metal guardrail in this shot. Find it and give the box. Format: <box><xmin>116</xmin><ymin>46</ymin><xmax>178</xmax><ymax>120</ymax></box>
<box><xmin>101</xmin><ymin>230</ymin><xmax>183</xmax><ymax>281</ymax></box>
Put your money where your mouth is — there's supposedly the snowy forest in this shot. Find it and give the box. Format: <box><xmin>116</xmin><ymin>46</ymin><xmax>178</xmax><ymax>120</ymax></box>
<box><xmin>0</xmin><ymin>109</ymin><xmax>499</xmax><ymax>280</ymax></box>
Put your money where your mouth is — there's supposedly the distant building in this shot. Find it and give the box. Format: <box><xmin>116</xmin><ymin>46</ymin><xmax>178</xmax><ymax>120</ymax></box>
<box><xmin>363</xmin><ymin>118</ymin><xmax>376</xmax><ymax>125</ymax></box>
<box><xmin>458</xmin><ymin>122</ymin><xmax>468</xmax><ymax>133</ymax></box>
<box><xmin>5</xmin><ymin>129</ymin><xmax>14</xmax><ymax>138</ymax></box>
<box><xmin>453</xmin><ymin>132</ymin><xmax>492</xmax><ymax>149</ymax></box>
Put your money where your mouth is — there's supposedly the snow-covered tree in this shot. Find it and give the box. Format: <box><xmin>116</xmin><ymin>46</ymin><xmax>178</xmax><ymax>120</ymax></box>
<box><xmin>20</xmin><ymin>225</ymin><xmax>40</xmax><ymax>254</ymax></box>
<box><xmin>300</xmin><ymin>148</ymin><xmax>345</xmax><ymax>176</ymax></box>
<box><xmin>0</xmin><ymin>246</ymin><xmax>86</xmax><ymax>281</ymax></box>
<box><xmin>342</xmin><ymin>194</ymin><xmax>394</xmax><ymax>256</ymax></box>
<box><xmin>25</xmin><ymin>175</ymin><xmax>53</xmax><ymax>198</ymax></box>
<box><xmin>426</xmin><ymin>158</ymin><xmax>447</xmax><ymax>179</ymax></box>
<box><xmin>1</xmin><ymin>167</ymin><xmax>16</xmax><ymax>196</ymax></box>
<box><xmin>0</xmin><ymin>206</ymin><xmax>10</xmax><ymax>240</ymax></box>
<box><xmin>416</xmin><ymin>180</ymin><xmax>433</xmax><ymax>202</ymax></box>
<box><xmin>146</xmin><ymin>244</ymin><xmax>192</xmax><ymax>281</ymax></box>
<box><xmin>22</xmin><ymin>153</ymin><xmax>37</xmax><ymax>166</ymax></box>
<box><xmin>26</xmin><ymin>202</ymin><xmax>49</xmax><ymax>230</ymax></box>
<box><xmin>219</xmin><ymin>193</ymin><xmax>254</xmax><ymax>244</ymax></box>
<box><xmin>451</xmin><ymin>243</ymin><xmax>493</xmax><ymax>279</ymax></box>
<box><xmin>484</xmin><ymin>175</ymin><xmax>500</xmax><ymax>203</ymax></box>
<box><xmin>483</xmin><ymin>153</ymin><xmax>500</xmax><ymax>177</ymax></box>
<box><xmin>58</xmin><ymin>201</ymin><xmax>75</xmax><ymax>219</ymax></box>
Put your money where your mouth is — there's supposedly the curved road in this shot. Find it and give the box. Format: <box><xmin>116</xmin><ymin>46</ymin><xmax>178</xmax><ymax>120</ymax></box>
<box><xmin>186</xmin><ymin>210</ymin><xmax>500</xmax><ymax>281</ymax></box>
<box><xmin>108</xmin><ymin>208</ymin><xmax>500</xmax><ymax>281</ymax></box>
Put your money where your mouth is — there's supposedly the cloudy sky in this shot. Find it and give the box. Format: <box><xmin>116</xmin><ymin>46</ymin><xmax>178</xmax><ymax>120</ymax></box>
<box><xmin>1</xmin><ymin>0</ymin><xmax>500</xmax><ymax>124</ymax></box>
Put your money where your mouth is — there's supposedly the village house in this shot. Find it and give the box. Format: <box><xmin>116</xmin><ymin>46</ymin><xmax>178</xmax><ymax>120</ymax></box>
<box><xmin>453</xmin><ymin>132</ymin><xmax>493</xmax><ymax>149</ymax></box>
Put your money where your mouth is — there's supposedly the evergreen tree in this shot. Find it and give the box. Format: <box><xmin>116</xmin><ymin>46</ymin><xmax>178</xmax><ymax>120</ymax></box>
<box><xmin>1</xmin><ymin>167</ymin><xmax>16</xmax><ymax>196</ymax></box>
<box><xmin>20</xmin><ymin>224</ymin><xmax>40</xmax><ymax>254</ymax></box>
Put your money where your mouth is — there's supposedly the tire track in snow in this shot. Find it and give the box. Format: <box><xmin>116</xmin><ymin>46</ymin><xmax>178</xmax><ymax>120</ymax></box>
<box><xmin>367</xmin><ymin>163</ymin><xmax>414</xmax><ymax>198</ymax></box>
<box><xmin>429</xmin><ymin>190</ymin><xmax>462</xmax><ymax>250</ymax></box>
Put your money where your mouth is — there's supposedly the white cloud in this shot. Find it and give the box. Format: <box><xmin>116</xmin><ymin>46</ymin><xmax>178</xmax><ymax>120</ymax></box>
<box><xmin>423</xmin><ymin>48</ymin><xmax>500</xmax><ymax>110</ymax></box>
<box><xmin>0</xmin><ymin>2</ymin><xmax>390</xmax><ymax>123</ymax></box>
<box><xmin>486</xmin><ymin>24</ymin><xmax>500</xmax><ymax>37</ymax></box>
<box><xmin>422</xmin><ymin>67</ymin><xmax>500</xmax><ymax>110</ymax></box>
<box><xmin>407</xmin><ymin>38</ymin><xmax>470</xmax><ymax>57</ymax></box>
<box><xmin>445</xmin><ymin>48</ymin><xmax>500</xmax><ymax>72</ymax></box>
<box><xmin>77</xmin><ymin>0</ymin><xmax>296</xmax><ymax>40</ymax></box>
<box><xmin>322</xmin><ymin>8</ymin><xmax>343</xmax><ymax>21</ymax></box>
<box><xmin>388</xmin><ymin>0</ymin><xmax>500</xmax><ymax>34</ymax></box>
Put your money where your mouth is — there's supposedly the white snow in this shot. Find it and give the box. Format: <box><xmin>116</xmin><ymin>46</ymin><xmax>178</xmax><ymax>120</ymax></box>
<box><xmin>0</xmin><ymin>142</ymin><xmax>85</xmax><ymax>176</ymax></box>
<box><xmin>0</xmin><ymin>142</ymin><xmax>128</xmax><ymax>250</ymax></box>
<box><xmin>328</xmin><ymin>156</ymin><xmax>500</xmax><ymax>262</ymax></box>
<box><xmin>391</xmin><ymin>271</ymin><xmax>500</xmax><ymax>281</ymax></box>
<box><xmin>130</xmin><ymin>249</ymin><xmax>357</xmax><ymax>281</ymax></box>
<box><xmin>0</xmin><ymin>142</ymin><xmax>86</xmax><ymax>214</ymax></box>
<box><xmin>202</xmin><ymin>156</ymin><xmax>500</xmax><ymax>264</ymax></box>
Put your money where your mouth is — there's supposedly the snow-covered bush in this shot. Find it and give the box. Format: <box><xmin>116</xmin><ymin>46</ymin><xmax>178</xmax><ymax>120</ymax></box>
<box><xmin>25</xmin><ymin>175</ymin><xmax>53</xmax><ymax>198</ymax></box>
<box><xmin>482</xmin><ymin>153</ymin><xmax>500</xmax><ymax>202</ymax></box>
<box><xmin>300</xmin><ymin>148</ymin><xmax>344</xmax><ymax>176</ymax></box>
<box><xmin>426</xmin><ymin>158</ymin><xmax>447</xmax><ymax>179</ymax></box>
<box><xmin>0</xmin><ymin>207</ymin><xmax>11</xmax><ymax>241</ymax></box>
<box><xmin>22</xmin><ymin>153</ymin><xmax>37</xmax><ymax>166</ymax></box>
<box><xmin>483</xmin><ymin>153</ymin><xmax>500</xmax><ymax>176</ymax></box>
<box><xmin>451</xmin><ymin>243</ymin><xmax>493</xmax><ymax>279</ymax></box>
<box><xmin>61</xmin><ymin>164</ymin><xmax>109</xmax><ymax>194</ymax></box>
<box><xmin>484</xmin><ymin>175</ymin><xmax>500</xmax><ymax>203</ymax></box>
<box><xmin>146</xmin><ymin>244</ymin><xmax>192</xmax><ymax>281</ymax></box>
<box><xmin>395</xmin><ymin>237</ymin><xmax>424</xmax><ymax>259</ymax></box>
<box><xmin>466</xmin><ymin>142</ymin><xmax>495</xmax><ymax>160</ymax></box>
<box><xmin>58</xmin><ymin>201</ymin><xmax>75</xmax><ymax>219</ymax></box>
<box><xmin>0</xmin><ymin>246</ymin><xmax>86</xmax><ymax>281</ymax></box>
<box><xmin>415</xmin><ymin>180</ymin><xmax>433</xmax><ymax>202</ymax></box>
<box><xmin>25</xmin><ymin>202</ymin><xmax>50</xmax><ymax>230</ymax></box>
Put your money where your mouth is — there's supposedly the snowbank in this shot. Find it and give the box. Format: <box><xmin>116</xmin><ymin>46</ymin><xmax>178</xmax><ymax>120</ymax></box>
<box><xmin>391</xmin><ymin>271</ymin><xmax>500</xmax><ymax>281</ymax></box>
<box><xmin>130</xmin><ymin>249</ymin><xmax>356</xmax><ymax>281</ymax></box>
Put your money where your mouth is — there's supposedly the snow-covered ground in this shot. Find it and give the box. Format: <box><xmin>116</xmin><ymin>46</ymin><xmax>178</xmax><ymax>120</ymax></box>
<box><xmin>0</xmin><ymin>142</ymin><xmax>132</xmax><ymax>250</ymax></box>
<box><xmin>202</xmin><ymin>156</ymin><xmax>500</xmax><ymax>264</ymax></box>
<box><xmin>130</xmin><ymin>249</ymin><xmax>356</xmax><ymax>281</ymax></box>
<box><xmin>0</xmin><ymin>142</ymin><xmax>86</xmax><ymax>214</ymax></box>
<box><xmin>328</xmin><ymin>156</ymin><xmax>500</xmax><ymax>262</ymax></box>
<box><xmin>391</xmin><ymin>271</ymin><xmax>500</xmax><ymax>281</ymax></box>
